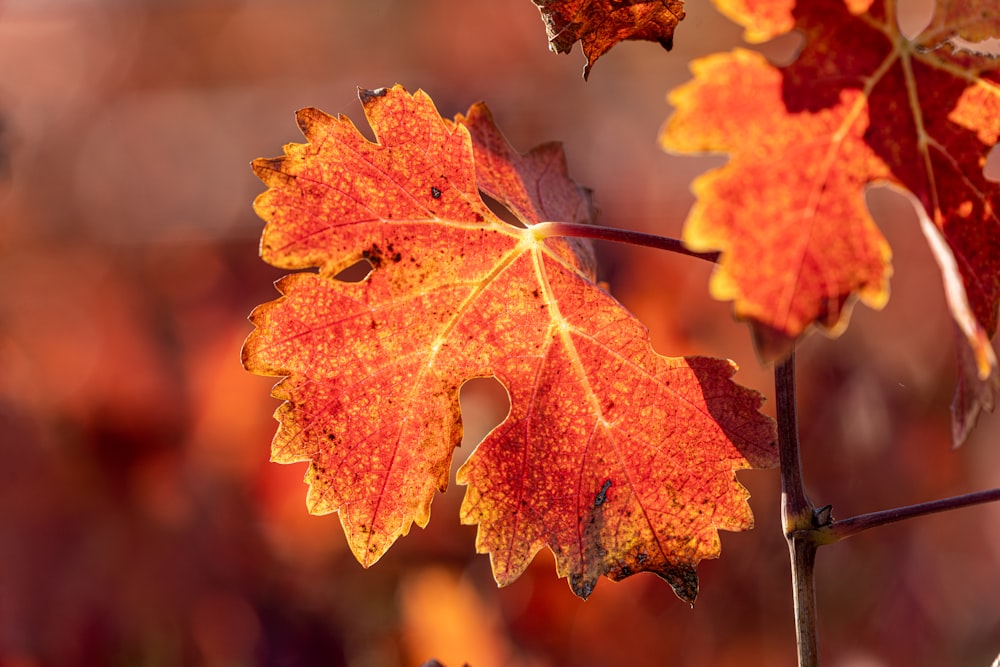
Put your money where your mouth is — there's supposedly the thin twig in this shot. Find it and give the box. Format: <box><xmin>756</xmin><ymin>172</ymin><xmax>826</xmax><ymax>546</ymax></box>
<box><xmin>531</xmin><ymin>221</ymin><xmax>720</xmax><ymax>263</ymax></box>
<box><xmin>823</xmin><ymin>488</ymin><xmax>1000</xmax><ymax>542</ymax></box>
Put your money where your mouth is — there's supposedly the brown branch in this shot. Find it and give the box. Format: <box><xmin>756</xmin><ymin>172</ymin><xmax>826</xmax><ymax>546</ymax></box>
<box><xmin>823</xmin><ymin>488</ymin><xmax>1000</xmax><ymax>542</ymax></box>
<box><xmin>775</xmin><ymin>354</ymin><xmax>820</xmax><ymax>667</ymax></box>
<box><xmin>776</xmin><ymin>355</ymin><xmax>813</xmax><ymax>528</ymax></box>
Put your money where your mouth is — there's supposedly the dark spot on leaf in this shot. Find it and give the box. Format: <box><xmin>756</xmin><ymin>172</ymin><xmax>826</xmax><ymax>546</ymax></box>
<box><xmin>384</xmin><ymin>242</ymin><xmax>403</xmax><ymax>263</ymax></box>
<box><xmin>532</xmin><ymin>289</ymin><xmax>541</xmax><ymax>298</ymax></box>
<box><xmin>655</xmin><ymin>563</ymin><xmax>699</xmax><ymax>605</ymax></box>
<box><xmin>594</xmin><ymin>479</ymin><xmax>612</xmax><ymax>507</ymax></box>
<box><xmin>570</xmin><ymin>574</ymin><xmax>594</xmax><ymax>600</ymax></box>
<box><xmin>252</xmin><ymin>157</ymin><xmax>285</xmax><ymax>175</ymax></box>
<box><xmin>363</xmin><ymin>244</ymin><xmax>383</xmax><ymax>268</ymax></box>
<box><xmin>326</xmin><ymin>434</ymin><xmax>336</xmax><ymax>442</ymax></box>
<box><xmin>359</xmin><ymin>87</ymin><xmax>388</xmax><ymax>104</ymax></box>
<box><xmin>431</xmin><ymin>186</ymin><xmax>442</xmax><ymax>199</ymax></box>
<box><xmin>637</xmin><ymin>552</ymin><xmax>648</xmax><ymax>563</ymax></box>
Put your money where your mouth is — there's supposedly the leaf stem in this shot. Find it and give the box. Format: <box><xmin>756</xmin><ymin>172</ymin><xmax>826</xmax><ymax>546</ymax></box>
<box><xmin>822</xmin><ymin>488</ymin><xmax>1000</xmax><ymax>542</ymax></box>
<box><xmin>531</xmin><ymin>221</ymin><xmax>720</xmax><ymax>263</ymax></box>
<box><xmin>775</xmin><ymin>354</ymin><xmax>820</xmax><ymax>667</ymax></box>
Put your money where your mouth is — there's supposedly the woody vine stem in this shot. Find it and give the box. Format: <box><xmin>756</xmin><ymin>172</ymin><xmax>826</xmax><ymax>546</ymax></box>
<box><xmin>548</xmin><ymin>222</ymin><xmax>1000</xmax><ymax>667</ymax></box>
<box><xmin>775</xmin><ymin>354</ymin><xmax>820</xmax><ymax>667</ymax></box>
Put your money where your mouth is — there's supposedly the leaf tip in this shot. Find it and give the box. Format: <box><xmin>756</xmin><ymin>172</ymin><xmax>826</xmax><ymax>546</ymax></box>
<box><xmin>572</xmin><ymin>579</ymin><xmax>595</xmax><ymax>600</ymax></box>
<box><xmin>294</xmin><ymin>106</ymin><xmax>328</xmax><ymax>133</ymax></box>
<box><xmin>250</xmin><ymin>156</ymin><xmax>284</xmax><ymax>182</ymax></box>
<box><xmin>951</xmin><ymin>334</ymin><xmax>1000</xmax><ymax>446</ymax></box>
<box><xmin>655</xmin><ymin>563</ymin><xmax>699</xmax><ymax>605</ymax></box>
<box><xmin>358</xmin><ymin>86</ymin><xmax>390</xmax><ymax>105</ymax></box>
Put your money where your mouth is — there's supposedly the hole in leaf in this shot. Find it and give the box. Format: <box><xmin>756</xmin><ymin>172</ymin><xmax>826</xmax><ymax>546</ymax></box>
<box><xmin>755</xmin><ymin>30</ymin><xmax>805</xmax><ymax>67</ymax></box>
<box><xmin>985</xmin><ymin>145</ymin><xmax>1000</xmax><ymax>183</ymax></box>
<box><xmin>458</xmin><ymin>376</ymin><xmax>511</xmax><ymax>451</ymax></box>
<box><xmin>947</xmin><ymin>37</ymin><xmax>1000</xmax><ymax>58</ymax></box>
<box><xmin>896</xmin><ymin>0</ymin><xmax>933</xmax><ymax>39</ymax></box>
<box><xmin>481</xmin><ymin>192</ymin><xmax>526</xmax><ymax>228</ymax></box>
<box><xmin>334</xmin><ymin>259</ymin><xmax>375</xmax><ymax>282</ymax></box>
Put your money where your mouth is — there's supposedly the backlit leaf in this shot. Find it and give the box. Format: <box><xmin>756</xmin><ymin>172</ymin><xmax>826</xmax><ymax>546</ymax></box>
<box><xmin>660</xmin><ymin>0</ymin><xmax>1000</xmax><ymax>442</ymax></box>
<box><xmin>531</xmin><ymin>0</ymin><xmax>686</xmax><ymax>78</ymax></box>
<box><xmin>243</xmin><ymin>85</ymin><xmax>777</xmax><ymax>601</ymax></box>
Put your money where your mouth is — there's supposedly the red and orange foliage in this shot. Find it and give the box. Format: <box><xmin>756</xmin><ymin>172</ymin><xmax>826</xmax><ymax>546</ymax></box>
<box><xmin>531</xmin><ymin>0</ymin><xmax>686</xmax><ymax>77</ymax></box>
<box><xmin>661</xmin><ymin>0</ymin><xmax>1000</xmax><ymax>442</ymax></box>
<box><xmin>242</xmin><ymin>85</ymin><xmax>777</xmax><ymax>601</ymax></box>
<box><xmin>5</xmin><ymin>1</ymin><xmax>1000</xmax><ymax>666</ymax></box>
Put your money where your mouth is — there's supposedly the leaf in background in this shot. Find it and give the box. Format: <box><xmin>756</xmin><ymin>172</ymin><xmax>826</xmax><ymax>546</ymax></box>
<box><xmin>922</xmin><ymin>2</ymin><xmax>1000</xmax><ymax>46</ymax></box>
<box><xmin>530</xmin><ymin>0</ymin><xmax>686</xmax><ymax>78</ymax></box>
<box><xmin>243</xmin><ymin>85</ymin><xmax>776</xmax><ymax>601</ymax></box>
<box><xmin>661</xmin><ymin>0</ymin><xmax>1000</xmax><ymax>443</ymax></box>
<box><xmin>710</xmin><ymin>0</ymin><xmax>794</xmax><ymax>43</ymax></box>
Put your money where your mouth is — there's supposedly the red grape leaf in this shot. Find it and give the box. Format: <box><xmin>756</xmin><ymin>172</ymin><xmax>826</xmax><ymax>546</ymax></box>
<box><xmin>660</xmin><ymin>0</ymin><xmax>1000</xmax><ymax>443</ymax></box>
<box><xmin>922</xmin><ymin>1</ymin><xmax>1000</xmax><ymax>46</ymax></box>
<box><xmin>531</xmin><ymin>0</ymin><xmax>686</xmax><ymax>78</ymax></box>
<box><xmin>710</xmin><ymin>0</ymin><xmax>795</xmax><ymax>43</ymax></box>
<box><xmin>242</xmin><ymin>85</ymin><xmax>777</xmax><ymax>601</ymax></box>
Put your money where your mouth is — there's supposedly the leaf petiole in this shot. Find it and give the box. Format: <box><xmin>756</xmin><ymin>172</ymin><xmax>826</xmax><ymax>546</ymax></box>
<box><xmin>531</xmin><ymin>221</ymin><xmax>720</xmax><ymax>263</ymax></box>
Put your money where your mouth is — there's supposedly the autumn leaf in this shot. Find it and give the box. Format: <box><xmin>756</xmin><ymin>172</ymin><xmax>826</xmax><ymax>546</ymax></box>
<box><xmin>709</xmin><ymin>0</ymin><xmax>794</xmax><ymax>43</ymax></box>
<box><xmin>243</xmin><ymin>85</ymin><xmax>777</xmax><ymax>601</ymax></box>
<box><xmin>660</xmin><ymin>0</ymin><xmax>1000</xmax><ymax>443</ymax></box>
<box><xmin>919</xmin><ymin>2</ymin><xmax>1000</xmax><ymax>47</ymax></box>
<box><xmin>531</xmin><ymin>0</ymin><xmax>686</xmax><ymax>77</ymax></box>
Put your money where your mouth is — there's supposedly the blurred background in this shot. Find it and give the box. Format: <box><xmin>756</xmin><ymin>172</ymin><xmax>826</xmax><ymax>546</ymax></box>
<box><xmin>2</xmin><ymin>0</ymin><xmax>999</xmax><ymax>665</ymax></box>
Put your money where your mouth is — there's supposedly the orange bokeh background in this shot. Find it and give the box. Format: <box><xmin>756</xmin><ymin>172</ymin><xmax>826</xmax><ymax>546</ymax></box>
<box><xmin>1</xmin><ymin>1</ymin><xmax>999</xmax><ymax>665</ymax></box>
